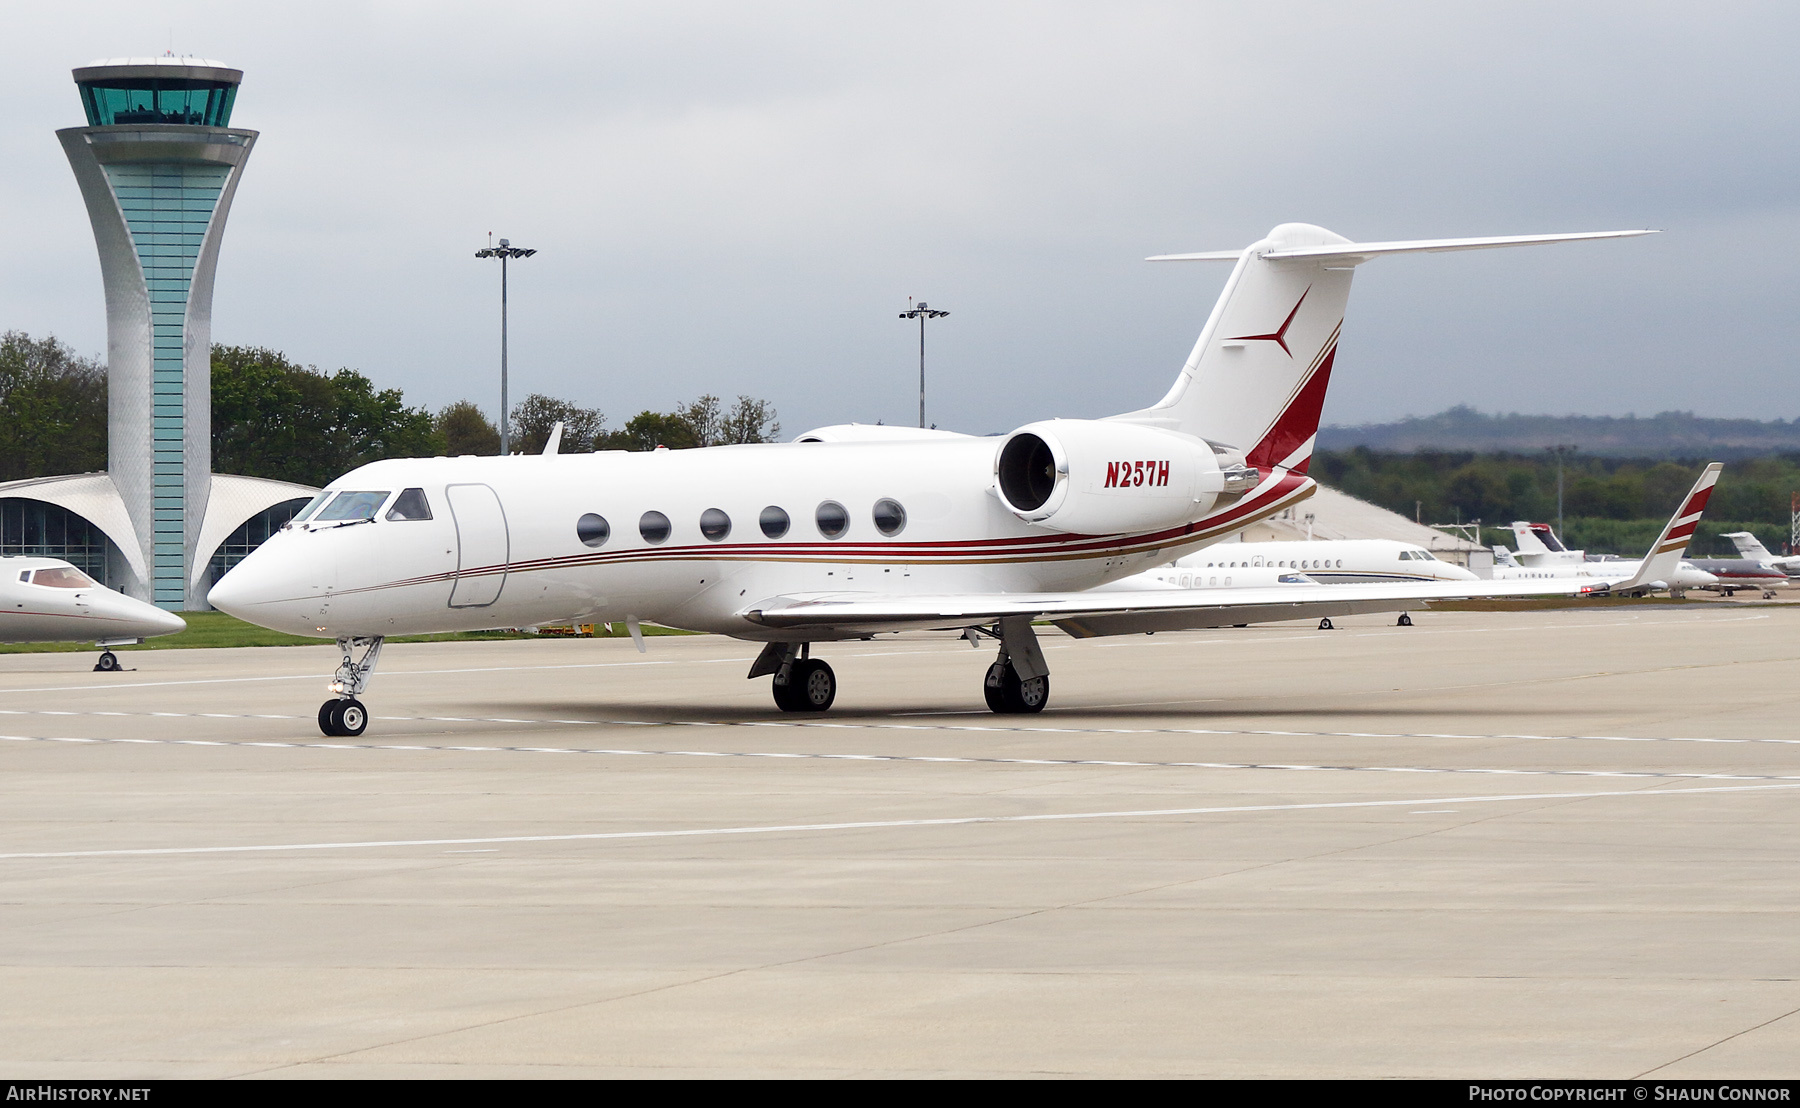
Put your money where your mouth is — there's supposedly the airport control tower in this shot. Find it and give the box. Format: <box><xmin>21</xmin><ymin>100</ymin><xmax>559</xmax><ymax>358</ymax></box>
<box><xmin>57</xmin><ymin>57</ymin><xmax>257</xmax><ymax>608</ymax></box>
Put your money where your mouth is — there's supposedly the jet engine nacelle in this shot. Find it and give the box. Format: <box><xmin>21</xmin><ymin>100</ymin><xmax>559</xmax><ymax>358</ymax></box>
<box><xmin>993</xmin><ymin>419</ymin><xmax>1257</xmax><ymax>535</ymax></box>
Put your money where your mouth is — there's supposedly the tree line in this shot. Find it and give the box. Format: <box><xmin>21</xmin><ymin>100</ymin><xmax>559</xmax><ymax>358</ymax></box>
<box><xmin>1315</xmin><ymin>447</ymin><xmax>1799</xmax><ymax>556</ymax></box>
<box><xmin>0</xmin><ymin>333</ymin><xmax>779</xmax><ymax>489</ymax></box>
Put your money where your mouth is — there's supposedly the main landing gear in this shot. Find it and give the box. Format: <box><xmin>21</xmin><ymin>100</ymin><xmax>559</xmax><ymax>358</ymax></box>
<box><xmin>748</xmin><ymin>616</ymin><xmax>1053</xmax><ymax>716</ymax></box>
<box><xmin>94</xmin><ymin>651</ymin><xmax>120</xmax><ymax>672</ymax></box>
<box><xmin>751</xmin><ymin>642</ymin><xmax>837</xmax><ymax>712</ymax></box>
<box><xmin>319</xmin><ymin>636</ymin><xmax>383</xmax><ymax>737</ymax></box>
<box><xmin>976</xmin><ymin>616</ymin><xmax>1050</xmax><ymax>714</ymax></box>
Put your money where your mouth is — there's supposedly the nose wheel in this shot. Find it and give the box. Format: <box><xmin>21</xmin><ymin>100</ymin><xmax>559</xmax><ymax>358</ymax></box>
<box><xmin>318</xmin><ymin>698</ymin><xmax>369</xmax><ymax>737</ymax></box>
<box><xmin>318</xmin><ymin>636</ymin><xmax>384</xmax><ymax>736</ymax></box>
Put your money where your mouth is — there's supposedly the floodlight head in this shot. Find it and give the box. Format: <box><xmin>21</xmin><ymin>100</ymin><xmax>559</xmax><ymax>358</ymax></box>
<box><xmin>499</xmin><ymin>238</ymin><xmax>510</xmax><ymax>247</ymax></box>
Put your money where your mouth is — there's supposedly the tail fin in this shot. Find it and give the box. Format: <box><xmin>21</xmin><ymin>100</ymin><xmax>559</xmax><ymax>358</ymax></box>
<box><xmin>1724</xmin><ymin>531</ymin><xmax>1773</xmax><ymax>561</ymax></box>
<box><xmin>1612</xmin><ymin>463</ymin><xmax>1723</xmax><ymax>593</ymax></box>
<box><xmin>1511</xmin><ymin>522</ymin><xmax>1554</xmax><ymax>556</ymax></box>
<box><xmin>1114</xmin><ymin>225</ymin><xmax>1655</xmax><ymax>476</ymax></box>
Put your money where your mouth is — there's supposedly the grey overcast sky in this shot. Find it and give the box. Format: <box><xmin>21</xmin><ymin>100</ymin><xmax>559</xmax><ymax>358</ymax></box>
<box><xmin>5</xmin><ymin>2</ymin><xmax>1797</xmax><ymax>437</ymax></box>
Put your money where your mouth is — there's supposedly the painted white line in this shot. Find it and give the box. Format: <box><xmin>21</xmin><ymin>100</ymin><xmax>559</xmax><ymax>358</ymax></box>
<box><xmin>0</xmin><ymin>704</ymin><xmax>1792</xmax><ymax>750</ymax></box>
<box><xmin>0</xmin><ymin>610</ymin><xmax>1768</xmax><ymax>698</ymax></box>
<box><xmin>3</xmin><ymin>781</ymin><xmax>1795</xmax><ymax>861</ymax></box>
<box><xmin>0</xmin><ymin>730</ymin><xmax>1793</xmax><ymax>783</ymax></box>
<box><xmin>0</xmin><ymin>655</ymin><xmax>744</xmax><ymax>696</ymax></box>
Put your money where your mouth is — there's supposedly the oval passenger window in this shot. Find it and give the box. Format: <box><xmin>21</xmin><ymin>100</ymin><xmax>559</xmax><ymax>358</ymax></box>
<box><xmin>700</xmin><ymin>508</ymin><xmax>731</xmax><ymax>542</ymax></box>
<box><xmin>760</xmin><ymin>506</ymin><xmax>790</xmax><ymax>539</ymax></box>
<box><xmin>872</xmin><ymin>498</ymin><xmax>906</xmax><ymax>537</ymax></box>
<box><xmin>639</xmin><ymin>511</ymin><xmax>671</xmax><ymax>545</ymax></box>
<box><xmin>815</xmin><ymin>500</ymin><xmax>849</xmax><ymax>539</ymax></box>
<box><xmin>577</xmin><ymin>513</ymin><xmax>610</xmax><ymax>548</ymax></box>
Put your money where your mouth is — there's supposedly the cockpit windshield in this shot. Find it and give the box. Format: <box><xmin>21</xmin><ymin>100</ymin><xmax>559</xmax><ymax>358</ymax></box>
<box><xmin>30</xmin><ymin>567</ymin><xmax>96</xmax><ymax>589</ymax></box>
<box><xmin>314</xmin><ymin>491</ymin><xmax>391</xmax><ymax>522</ymax></box>
<box><xmin>292</xmin><ymin>490</ymin><xmax>333</xmax><ymax>522</ymax></box>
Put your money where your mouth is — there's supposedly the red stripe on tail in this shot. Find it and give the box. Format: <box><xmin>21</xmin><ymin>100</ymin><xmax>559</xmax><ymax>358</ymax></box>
<box><xmin>1245</xmin><ymin>339</ymin><xmax>1338</xmax><ymax>475</ymax></box>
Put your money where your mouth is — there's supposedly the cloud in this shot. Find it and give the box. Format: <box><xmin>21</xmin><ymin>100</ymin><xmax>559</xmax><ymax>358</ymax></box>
<box><xmin>6</xmin><ymin>1</ymin><xmax>1799</xmax><ymax>437</ymax></box>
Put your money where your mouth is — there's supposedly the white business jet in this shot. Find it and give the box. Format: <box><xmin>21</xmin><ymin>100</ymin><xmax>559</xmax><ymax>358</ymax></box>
<box><xmin>0</xmin><ymin>556</ymin><xmax>187</xmax><ymax>669</ymax></box>
<box><xmin>1496</xmin><ymin>509</ymin><xmax>1721</xmax><ymax>595</ymax></box>
<box><xmin>1723</xmin><ymin>531</ymin><xmax>1800</xmax><ymax>576</ymax></box>
<box><xmin>1126</xmin><ymin>539</ymin><xmax>1480</xmax><ymax>588</ymax></box>
<box><xmin>209</xmin><ymin>223</ymin><xmax>1652</xmax><ymax>735</ymax></box>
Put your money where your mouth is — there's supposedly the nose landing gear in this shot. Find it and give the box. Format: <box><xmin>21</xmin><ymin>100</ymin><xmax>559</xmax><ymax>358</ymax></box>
<box><xmin>319</xmin><ymin>636</ymin><xmax>383</xmax><ymax>737</ymax></box>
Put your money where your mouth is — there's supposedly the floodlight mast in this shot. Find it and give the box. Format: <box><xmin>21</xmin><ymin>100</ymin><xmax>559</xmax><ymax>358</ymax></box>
<box><xmin>898</xmin><ymin>299</ymin><xmax>949</xmax><ymax>429</ymax></box>
<box><xmin>474</xmin><ymin>237</ymin><xmax>537</xmax><ymax>454</ymax></box>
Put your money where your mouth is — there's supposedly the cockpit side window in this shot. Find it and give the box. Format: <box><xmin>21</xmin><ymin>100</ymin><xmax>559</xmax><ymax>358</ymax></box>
<box><xmin>292</xmin><ymin>490</ymin><xmax>333</xmax><ymax>522</ymax></box>
<box><xmin>315</xmin><ymin>490</ymin><xmax>391</xmax><ymax>522</ymax></box>
<box><xmin>30</xmin><ymin>567</ymin><xmax>96</xmax><ymax>589</ymax></box>
<box><xmin>386</xmin><ymin>488</ymin><xmax>432</xmax><ymax>521</ymax></box>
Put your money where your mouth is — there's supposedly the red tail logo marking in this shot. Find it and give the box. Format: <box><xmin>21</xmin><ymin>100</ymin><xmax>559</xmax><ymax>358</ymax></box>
<box><xmin>1229</xmin><ymin>286</ymin><xmax>1310</xmax><ymax>357</ymax></box>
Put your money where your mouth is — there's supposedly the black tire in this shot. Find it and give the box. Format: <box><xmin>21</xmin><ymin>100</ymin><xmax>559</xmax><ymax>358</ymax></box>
<box><xmin>338</xmin><ymin>699</ymin><xmax>369</xmax><ymax>737</ymax></box>
<box><xmin>318</xmin><ymin>700</ymin><xmax>339</xmax><ymax>736</ymax></box>
<box><xmin>983</xmin><ymin>661</ymin><xmax>1008</xmax><ymax>712</ymax></box>
<box><xmin>987</xmin><ymin>659</ymin><xmax>1050</xmax><ymax>714</ymax></box>
<box><xmin>772</xmin><ymin>670</ymin><xmax>802</xmax><ymax>712</ymax></box>
<box><xmin>95</xmin><ymin>651</ymin><xmax>119</xmax><ymax>672</ymax></box>
<box><xmin>1397</xmin><ymin>613</ymin><xmax>1412</xmax><ymax>627</ymax></box>
<box><xmin>791</xmin><ymin>658</ymin><xmax>836</xmax><ymax>712</ymax></box>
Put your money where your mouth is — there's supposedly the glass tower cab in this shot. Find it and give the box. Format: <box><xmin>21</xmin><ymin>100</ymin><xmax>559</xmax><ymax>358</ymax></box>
<box><xmin>75</xmin><ymin>60</ymin><xmax>239</xmax><ymax>127</ymax></box>
<box><xmin>57</xmin><ymin>58</ymin><xmax>257</xmax><ymax>609</ymax></box>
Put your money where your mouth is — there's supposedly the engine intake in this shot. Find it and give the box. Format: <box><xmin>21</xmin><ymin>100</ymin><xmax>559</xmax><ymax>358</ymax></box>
<box><xmin>993</xmin><ymin>419</ymin><xmax>1237</xmax><ymax>535</ymax></box>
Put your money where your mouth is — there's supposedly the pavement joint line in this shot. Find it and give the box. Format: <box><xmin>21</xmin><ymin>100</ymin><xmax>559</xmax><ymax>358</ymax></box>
<box><xmin>4</xmin><ymin>780</ymin><xmax>1798</xmax><ymax>861</ymax></box>
<box><xmin>0</xmin><ymin>610</ymin><xmax>1767</xmax><ymax>699</ymax></box>
<box><xmin>0</xmin><ymin>704</ymin><xmax>1793</xmax><ymax>749</ymax></box>
<box><xmin>0</xmin><ymin>730</ymin><xmax>1795</xmax><ymax>782</ymax></box>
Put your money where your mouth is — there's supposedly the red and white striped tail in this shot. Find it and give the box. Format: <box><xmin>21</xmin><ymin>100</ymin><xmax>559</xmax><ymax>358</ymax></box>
<box><xmin>1113</xmin><ymin>223</ymin><xmax>1656</xmax><ymax>475</ymax></box>
<box><xmin>1619</xmin><ymin>462</ymin><xmax>1723</xmax><ymax>591</ymax></box>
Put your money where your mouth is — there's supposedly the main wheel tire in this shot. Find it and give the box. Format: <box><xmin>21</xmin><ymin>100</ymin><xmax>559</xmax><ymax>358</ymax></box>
<box><xmin>792</xmin><ymin>658</ymin><xmax>836</xmax><ymax>712</ymax></box>
<box><xmin>338</xmin><ymin>699</ymin><xmax>369</xmax><ymax>737</ymax></box>
<box><xmin>1397</xmin><ymin>613</ymin><xmax>1413</xmax><ymax>627</ymax></box>
<box><xmin>986</xmin><ymin>660</ymin><xmax>1050</xmax><ymax>714</ymax></box>
<box><xmin>983</xmin><ymin>661</ymin><xmax>1008</xmax><ymax>712</ymax></box>
<box><xmin>772</xmin><ymin>670</ymin><xmax>802</xmax><ymax>712</ymax></box>
<box><xmin>1007</xmin><ymin>671</ymin><xmax>1049</xmax><ymax>713</ymax></box>
<box><xmin>318</xmin><ymin>700</ymin><xmax>340</xmax><ymax>736</ymax></box>
<box><xmin>94</xmin><ymin>651</ymin><xmax>119</xmax><ymax>672</ymax></box>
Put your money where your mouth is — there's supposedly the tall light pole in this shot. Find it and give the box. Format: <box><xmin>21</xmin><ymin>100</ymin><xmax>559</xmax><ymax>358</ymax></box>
<box><xmin>899</xmin><ymin>299</ymin><xmax>949</xmax><ymax>429</ymax></box>
<box><xmin>475</xmin><ymin>236</ymin><xmax>536</xmax><ymax>454</ymax></box>
<box><xmin>1547</xmin><ymin>443</ymin><xmax>1578</xmax><ymax>539</ymax></box>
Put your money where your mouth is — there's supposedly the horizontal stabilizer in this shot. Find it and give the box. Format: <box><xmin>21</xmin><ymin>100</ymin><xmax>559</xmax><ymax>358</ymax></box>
<box><xmin>1148</xmin><ymin>229</ymin><xmax>1656</xmax><ymax>266</ymax></box>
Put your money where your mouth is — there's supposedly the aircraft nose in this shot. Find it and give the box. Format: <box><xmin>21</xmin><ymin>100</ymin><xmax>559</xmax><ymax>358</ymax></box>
<box><xmin>91</xmin><ymin>590</ymin><xmax>186</xmax><ymax>638</ymax></box>
<box><xmin>206</xmin><ymin>559</ymin><xmax>266</xmax><ymax>619</ymax></box>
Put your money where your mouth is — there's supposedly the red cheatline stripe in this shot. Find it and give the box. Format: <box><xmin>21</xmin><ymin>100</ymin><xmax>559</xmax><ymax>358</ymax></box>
<box><xmin>324</xmin><ymin>472</ymin><xmax>1316</xmax><ymax>600</ymax></box>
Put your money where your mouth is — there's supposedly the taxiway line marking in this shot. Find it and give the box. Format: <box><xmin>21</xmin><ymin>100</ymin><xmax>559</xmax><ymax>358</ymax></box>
<box><xmin>0</xmin><ymin>730</ymin><xmax>1795</xmax><ymax>782</ymax></box>
<box><xmin>0</xmin><ymin>610</ymin><xmax>1766</xmax><ymax>697</ymax></box>
<box><xmin>0</xmin><ymin>705</ymin><xmax>1791</xmax><ymax>750</ymax></box>
<box><xmin>3</xmin><ymin>781</ymin><xmax>1795</xmax><ymax>860</ymax></box>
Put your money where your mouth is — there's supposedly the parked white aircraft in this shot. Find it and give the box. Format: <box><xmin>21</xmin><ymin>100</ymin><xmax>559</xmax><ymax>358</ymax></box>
<box><xmin>1125</xmin><ymin>539</ymin><xmax>1480</xmax><ymax>589</ymax></box>
<box><xmin>1491</xmin><ymin>469</ymin><xmax>1724</xmax><ymax>595</ymax></box>
<box><xmin>0</xmin><ymin>556</ymin><xmax>187</xmax><ymax>669</ymax></box>
<box><xmin>1723</xmin><ymin>531</ymin><xmax>1800</xmax><ymax>575</ymax></box>
<box><xmin>209</xmin><ymin>222</ymin><xmax>1652</xmax><ymax>735</ymax></box>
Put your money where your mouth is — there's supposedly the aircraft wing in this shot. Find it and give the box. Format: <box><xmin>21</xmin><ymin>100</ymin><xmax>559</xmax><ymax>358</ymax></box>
<box><xmin>741</xmin><ymin>577</ymin><xmax>1600</xmax><ymax>639</ymax></box>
